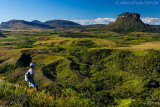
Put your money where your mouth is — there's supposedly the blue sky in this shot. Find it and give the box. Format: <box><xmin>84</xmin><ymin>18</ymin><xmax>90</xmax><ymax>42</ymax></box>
<box><xmin>0</xmin><ymin>0</ymin><xmax>160</xmax><ymax>24</ymax></box>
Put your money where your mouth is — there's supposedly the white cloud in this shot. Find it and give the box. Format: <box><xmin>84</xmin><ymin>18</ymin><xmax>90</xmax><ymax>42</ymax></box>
<box><xmin>72</xmin><ymin>17</ymin><xmax>160</xmax><ymax>25</ymax></box>
<box><xmin>72</xmin><ymin>18</ymin><xmax>116</xmax><ymax>25</ymax></box>
<box><xmin>141</xmin><ymin>17</ymin><xmax>160</xmax><ymax>25</ymax></box>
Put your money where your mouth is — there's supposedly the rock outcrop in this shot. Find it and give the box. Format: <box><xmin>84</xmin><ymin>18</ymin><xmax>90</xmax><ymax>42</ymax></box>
<box><xmin>105</xmin><ymin>12</ymin><xmax>156</xmax><ymax>32</ymax></box>
<box><xmin>117</xmin><ymin>12</ymin><xmax>140</xmax><ymax>19</ymax></box>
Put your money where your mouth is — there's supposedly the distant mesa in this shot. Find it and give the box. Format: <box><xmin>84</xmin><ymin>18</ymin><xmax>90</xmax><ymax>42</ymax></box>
<box><xmin>0</xmin><ymin>20</ymin><xmax>52</xmax><ymax>30</ymax></box>
<box><xmin>117</xmin><ymin>12</ymin><xmax>140</xmax><ymax>19</ymax></box>
<box><xmin>44</xmin><ymin>20</ymin><xmax>81</xmax><ymax>28</ymax></box>
<box><xmin>105</xmin><ymin>12</ymin><xmax>156</xmax><ymax>32</ymax></box>
<box><xmin>0</xmin><ymin>19</ymin><xmax>81</xmax><ymax>30</ymax></box>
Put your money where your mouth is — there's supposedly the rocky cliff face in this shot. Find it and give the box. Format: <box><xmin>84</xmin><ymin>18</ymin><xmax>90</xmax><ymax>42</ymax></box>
<box><xmin>117</xmin><ymin>12</ymin><xmax>140</xmax><ymax>19</ymax></box>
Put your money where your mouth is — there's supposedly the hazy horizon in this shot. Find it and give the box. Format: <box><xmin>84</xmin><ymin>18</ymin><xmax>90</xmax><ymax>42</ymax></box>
<box><xmin>0</xmin><ymin>16</ymin><xmax>160</xmax><ymax>26</ymax></box>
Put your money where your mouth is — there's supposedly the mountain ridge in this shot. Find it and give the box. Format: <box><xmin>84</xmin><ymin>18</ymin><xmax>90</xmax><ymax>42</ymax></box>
<box><xmin>0</xmin><ymin>13</ymin><xmax>159</xmax><ymax>31</ymax></box>
<box><xmin>0</xmin><ymin>19</ymin><xmax>81</xmax><ymax>30</ymax></box>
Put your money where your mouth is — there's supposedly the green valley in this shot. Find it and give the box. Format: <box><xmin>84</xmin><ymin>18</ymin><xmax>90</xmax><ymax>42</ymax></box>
<box><xmin>0</xmin><ymin>28</ymin><xmax>160</xmax><ymax>106</ymax></box>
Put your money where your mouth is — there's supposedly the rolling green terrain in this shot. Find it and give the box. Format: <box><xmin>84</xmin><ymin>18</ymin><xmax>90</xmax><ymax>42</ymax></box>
<box><xmin>0</xmin><ymin>28</ymin><xmax>160</xmax><ymax>106</ymax></box>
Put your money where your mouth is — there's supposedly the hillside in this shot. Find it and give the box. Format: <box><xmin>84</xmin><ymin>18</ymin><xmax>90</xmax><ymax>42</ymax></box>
<box><xmin>0</xmin><ymin>79</ymin><xmax>93</xmax><ymax>106</ymax></box>
<box><xmin>152</xmin><ymin>25</ymin><xmax>160</xmax><ymax>32</ymax></box>
<box><xmin>0</xmin><ymin>29</ymin><xmax>160</xmax><ymax>106</ymax></box>
<box><xmin>105</xmin><ymin>12</ymin><xmax>156</xmax><ymax>32</ymax></box>
<box><xmin>83</xmin><ymin>24</ymin><xmax>106</xmax><ymax>28</ymax></box>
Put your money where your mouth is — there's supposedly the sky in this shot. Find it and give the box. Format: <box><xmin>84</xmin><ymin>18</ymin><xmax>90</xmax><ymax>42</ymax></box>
<box><xmin>0</xmin><ymin>0</ymin><xmax>160</xmax><ymax>25</ymax></box>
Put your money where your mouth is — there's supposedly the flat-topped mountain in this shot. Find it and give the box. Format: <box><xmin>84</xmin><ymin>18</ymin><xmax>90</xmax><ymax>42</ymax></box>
<box><xmin>0</xmin><ymin>20</ymin><xmax>52</xmax><ymax>30</ymax></box>
<box><xmin>105</xmin><ymin>12</ymin><xmax>156</xmax><ymax>32</ymax></box>
<box><xmin>44</xmin><ymin>20</ymin><xmax>81</xmax><ymax>28</ymax></box>
<box><xmin>0</xmin><ymin>20</ymin><xmax>81</xmax><ymax>30</ymax></box>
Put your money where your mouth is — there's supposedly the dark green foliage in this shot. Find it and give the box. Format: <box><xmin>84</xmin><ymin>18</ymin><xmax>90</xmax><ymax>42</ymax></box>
<box><xmin>68</xmin><ymin>48</ymin><xmax>113</xmax><ymax>65</ymax></box>
<box><xmin>16</xmin><ymin>53</ymin><xmax>32</xmax><ymax>67</ymax></box>
<box><xmin>143</xmin><ymin>79</ymin><xmax>159</xmax><ymax>88</ymax></box>
<box><xmin>22</xmin><ymin>47</ymin><xmax>63</xmax><ymax>55</ymax></box>
<box><xmin>0</xmin><ymin>33</ymin><xmax>5</xmax><ymax>37</ymax></box>
<box><xmin>59</xmin><ymin>32</ymin><xmax>95</xmax><ymax>38</ymax></box>
<box><xmin>0</xmin><ymin>64</ymin><xmax>16</xmax><ymax>74</ymax></box>
<box><xmin>16</xmin><ymin>38</ymin><xmax>35</xmax><ymax>49</ymax></box>
<box><xmin>42</xmin><ymin>58</ymin><xmax>84</xmax><ymax>88</ymax></box>
<box><xmin>91</xmin><ymin>91</ymin><xmax>114</xmax><ymax>106</ymax></box>
<box><xmin>59</xmin><ymin>32</ymin><xmax>109</xmax><ymax>39</ymax></box>
<box><xmin>129</xmin><ymin>101</ymin><xmax>151</xmax><ymax>107</ymax></box>
<box><xmin>74</xmin><ymin>40</ymin><xmax>96</xmax><ymax>47</ymax></box>
<box><xmin>42</xmin><ymin>59</ymin><xmax>63</xmax><ymax>80</ymax></box>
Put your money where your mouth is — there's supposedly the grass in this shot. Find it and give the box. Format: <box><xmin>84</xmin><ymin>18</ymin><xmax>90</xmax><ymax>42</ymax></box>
<box><xmin>118</xmin><ymin>41</ymin><xmax>160</xmax><ymax>50</ymax></box>
<box><xmin>117</xmin><ymin>98</ymin><xmax>134</xmax><ymax>107</ymax></box>
<box><xmin>130</xmin><ymin>49</ymin><xmax>148</xmax><ymax>56</ymax></box>
<box><xmin>34</xmin><ymin>36</ymin><xmax>117</xmax><ymax>48</ymax></box>
<box><xmin>0</xmin><ymin>46</ymin><xmax>21</xmax><ymax>65</ymax></box>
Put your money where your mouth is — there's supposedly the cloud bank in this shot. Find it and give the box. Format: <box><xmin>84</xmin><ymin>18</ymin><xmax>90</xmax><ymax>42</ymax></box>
<box><xmin>72</xmin><ymin>18</ymin><xmax>116</xmax><ymax>25</ymax></box>
<box><xmin>141</xmin><ymin>17</ymin><xmax>160</xmax><ymax>25</ymax></box>
<box><xmin>72</xmin><ymin>17</ymin><xmax>160</xmax><ymax>25</ymax></box>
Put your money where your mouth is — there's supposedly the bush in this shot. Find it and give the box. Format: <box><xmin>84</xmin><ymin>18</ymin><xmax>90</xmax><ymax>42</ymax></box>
<box><xmin>0</xmin><ymin>81</ymin><xmax>94</xmax><ymax>107</ymax></box>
